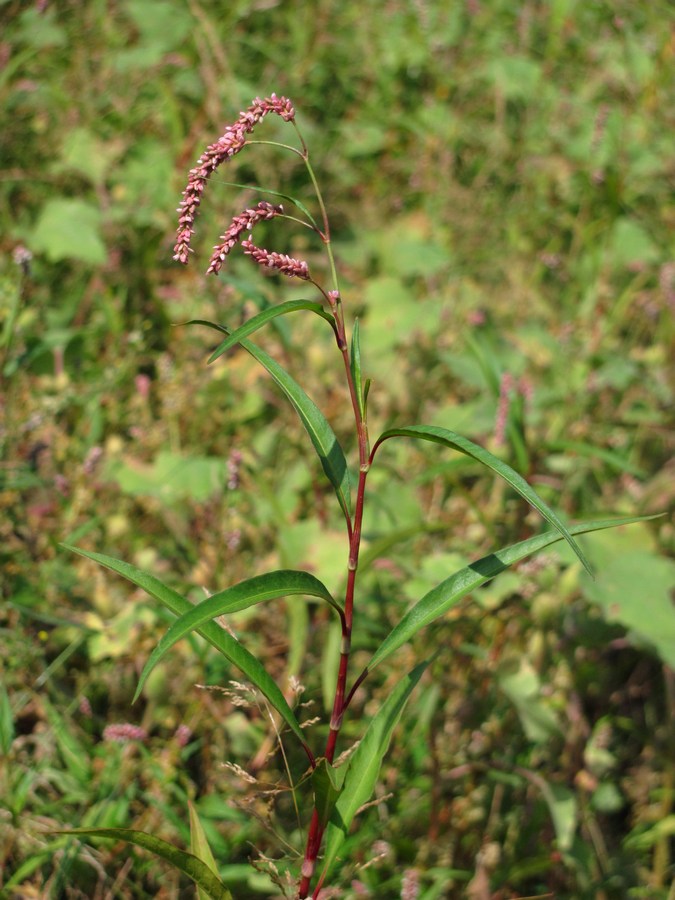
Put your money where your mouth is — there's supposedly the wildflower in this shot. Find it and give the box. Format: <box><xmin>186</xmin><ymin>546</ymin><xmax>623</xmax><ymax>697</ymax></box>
<box><xmin>103</xmin><ymin>723</ymin><xmax>147</xmax><ymax>743</ymax></box>
<box><xmin>401</xmin><ymin>869</ymin><xmax>420</xmax><ymax>900</ymax></box>
<box><xmin>227</xmin><ymin>448</ymin><xmax>243</xmax><ymax>490</ymax></box>
<box><xmin>241</xmin><ymin>239</ymin><xmax>310</xmax><ymax>280</ymax></box>
<box><xmin>174</xmin><ymin>723</ymin><xmax>192</xmax><ymax>747</ymax></box>
<box><xmin>174</xmin><ymin>94</ymin><xmax>295</xmax><ymax>264</ymax></box>
<box><xmin>207</xmin><ymin>202</ymin><xmax>283</xmax><ymax>275</ymax></box>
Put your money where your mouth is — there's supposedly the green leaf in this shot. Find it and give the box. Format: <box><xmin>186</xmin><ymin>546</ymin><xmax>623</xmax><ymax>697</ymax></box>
<box><xmin>205</xmin><ymin>301</ymin><xmax>335</xmax><ymax>365</ymax></box>
<box><xmin>57</xmin><ymin>828</ymin><xmax>232</xmax><ymax>900</ymax></box>
<box><xmin>366</xmin><ymin>517</ymin><xmax>652</xmax><ymax>673</ymax></box>
<box><xmin>61</xmin><ymin>545</ymin><xmax>306</xmax><ymax>747</ymax></box>
<box><xmin>350</xmin><ymin>318</ymin><xmax>366</xmax><ymax>421</ymax></box>
<box><xmin>192</xmin><ymin>321</ymin><xmax>352</xmax><ymax>520</ymax></box>
<box><xmin>320</xmin><ymin>660</ymin><xmax>428</xmax><ymax>880</ymax></box>
<box><xmin>189</xmin><ymin>801</ymin><xmax>218</xmax><ymax>900</ymax></box>
<box><xmin>581</xmin><ymin>551</ymin><xmax>675</xmax><ymax>667</ymax></box>
<box><xmin>0</xmin><ymin>684</ymin><xmax>15</xmax><ymax>756</ymax></box>
<box><xmin>312</xmin><ymin>758</ymin><xmax>345</xmax><ymax>829</ymax></box>
<box><xmin>134</xmin><ymin>570</ymin><xmax>341</xmax><ymax>702</ymax></box>
<box><xmin>31</xmin><ymin>198</ymin><xmax>107</xmax><ymax>265</ymax></box>
<box><xmin>372</xmin><ymin>425</ymin><xmax>592</xmax><ymax>574</ymax></box>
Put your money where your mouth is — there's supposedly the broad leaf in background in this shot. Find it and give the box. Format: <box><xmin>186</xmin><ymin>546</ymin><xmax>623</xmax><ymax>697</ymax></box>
<box><xmin>62</xmin><ymin>545</ymin><xmax>307</xmax><ymax>747</ymax></box>
<box><xmin>372</xmin><ymin>425</ymin><xmax>592</xmax><ymax>573</ymax></box>
<box><xmin>31</xmin><ymin>198</ymin><xmax>106</xmax><ymax>265</ymax></box>
<box><xmin>319</xmin><ymin>660</ymin><xmax>428</xmax><ymax>881</ymax></box>
<box><xmin>192</xmin><ymin>321</ymin><xmax>352</xmax><ymax>521</ymax></box>
<box><xmin>57</xmin><ymin>829</ymin><xmax>232</xmax><ymax>900</ymax></box>
<box><xmin>582</xmin><ymin>551</ymin><xmax>675</xmax><ymax>668</ymax></box>
<box><xmin>134</xmin><ymin>569</ymin><xmax>341</xmax><ymax>702</ymax></box>
<box><xmin>366</xmin><ymin>517</ymin><xmax>652</xmax><ymax>673</ymax></box>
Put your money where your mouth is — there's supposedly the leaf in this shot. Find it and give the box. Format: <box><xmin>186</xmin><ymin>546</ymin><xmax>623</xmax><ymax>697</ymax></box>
<box><xmin>0</xmin><ymin>684</ymin><xmax>15</xmax><ymax>756</ymax></box>
<box><xmin>191</xmin><ymin>321</ymin><xmax>352</xmax><ymax>520</ymax></box>
<box><xmin>31</xmin><ymin>198</ymin><xmax>106</xmax><ymax>265</ymax></box>
<box><xmin>134</xmin><ymin>570</ymin><xmax>341</xmax><ymax>702</ymax></box>
<box><xmin>311</xmin><ymin>758</ymin><xmax>345</xmax><ymax>829</ymax></box>
<box><xmin>349</xmin><ymin>318</ymin><xmax>366</xmax><ymax>421</ymax></box>
<box><xmin>206</xmin><ymin>301</ymin><xmax>335</xmax><ymax>364</ymax></box>
<box><xmin>56</xmin><ymin>828</ymin><xmax>232</xmax><ymax>900</ymax></box>
<box><xmin>581</xmin><ymin>551</ymin><xmax>675</xmax><ymax>667</ymax></box>
<box><xmin>61</xmin><ymin>545</ymin><xmax>306</xmax><ymax>747</ymax></box>
<box><xmin>372</xmin><ymin>425</ymin><xmax>592</xmax><ymax>574</ymax></box>
<box><xmin>366</xmin><ymin>517</ymin><xmax>653</xmax><ymax>673</ymax></box>
<box><xmin>189</xmin><ymin>801</ymin><xmax>218</xmax><ymax>900</ymax></box>
<box><xmin>319</xmin><ymin>660</ymin><xmax>428</xmax><ymax>880</ymax></box>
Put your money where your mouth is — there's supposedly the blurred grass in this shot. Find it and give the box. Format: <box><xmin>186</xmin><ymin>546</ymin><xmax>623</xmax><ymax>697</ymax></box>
<box><xmin>0</xmin><ymin>1</ymin><xmax>673</xmax><ymax>897</ymax></box>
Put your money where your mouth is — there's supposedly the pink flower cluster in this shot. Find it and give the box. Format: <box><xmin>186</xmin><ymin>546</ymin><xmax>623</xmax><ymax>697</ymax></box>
<box><xmin>102</xmin><ymin>723</ymin><xmax>148</xmax><ymax>744</ymax></box>
<box><xmin>206</xmin><ymin>201</ymin><xmax>282</xmax><ymax>275</ymax></box>
<box><xmin>241</xmin><ymin>239</ymin><xmax>310</xmax><ymax>280</ymax></box>
<box><xmin>174</xmin><ymin>94</ymin><xmax>295</xmax><ymax>265</ymax></box>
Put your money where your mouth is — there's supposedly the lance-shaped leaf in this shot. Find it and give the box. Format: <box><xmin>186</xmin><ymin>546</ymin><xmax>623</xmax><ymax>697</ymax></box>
<box><xmin>372</xmin><ymin>425</ymin><xmax>591</xmax><ymax>574</ymax></box>
<box><xmin>189</xmin><ymin>801</ymin><xmax>219</xmax><ymax>900</ymax></box>
<box><xmin>56</xmin><ymin>828</ymin><xmax>232</xmax><ymax>900</ymax></box>
<box><xmin>311</xmin><ymin>758</ymin><xmax>345</xmax><ymax>830</ymax></box>
<box><xmin>319</xmin><ymin>660</ymin><xmax>428</xmax><ymax>881</ymax></box>
<box><xmin>62</xmin><ymin>545</ymin><xmax>307</xmax><ymax>747</ymax></box>
<box><xmin>206</xmin><ymin>300</ymin><xmax>335</xmax><ymax>365</ymax></box>
<box><xmin>366</xmin><ymin>516</ymin><xmax>652</xmax><ymax>672</ymax></box>
<box><xmin>349</xmin><ymin>318</ymin><xmax>366</xmax><ymax>422</ymax></box>
<box><xmin>191</xmin><ymin>320</ymin><xmax>352</xmax><ymax>521</ymax></box>
<box><xmin>134</xmin><ymin>570</ymin><xmax>341</xmax><ymax>702</ymax></box>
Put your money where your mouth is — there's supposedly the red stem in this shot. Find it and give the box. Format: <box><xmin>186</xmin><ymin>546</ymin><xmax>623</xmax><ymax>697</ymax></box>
<box><xmin>298</xmin><ymin>298</ymin><xmax>369</xmax><ymax>899</ymax></box>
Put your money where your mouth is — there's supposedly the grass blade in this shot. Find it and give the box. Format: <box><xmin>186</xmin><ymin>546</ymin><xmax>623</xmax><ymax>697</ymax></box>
<box><xmin>366</xmin><ymin>516</ymin><xmax>654</xmax><ymax>672</ymax></box>
<box><xmin>57</xmin><ymin>828</ymin><xmax>232</xmax><ymax>900</ymax></box>
<box><xmin>134</xmin><ymin>570</ymin><xmax>341</xmax><ymax>702</ymax></box>
<box><xmin>61</xmin><ymin>545</ymin><xmax>306</xmax><ymax>746</ymax></box>
<box><xmin>372</xmin><ymin>424</ymin><xmax>592</xmax><ymax>574</ymax></box>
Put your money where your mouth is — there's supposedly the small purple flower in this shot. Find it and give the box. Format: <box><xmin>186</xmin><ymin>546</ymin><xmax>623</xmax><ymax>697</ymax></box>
<box><xmin>103</xmin><ymin>723</ymin><xmax>148</xmax><ymax>744</ymax></box>
<box><xmin>174</xmin><ymin>723</ymin><xmax>192</xmax><ymax>747</ymax></box>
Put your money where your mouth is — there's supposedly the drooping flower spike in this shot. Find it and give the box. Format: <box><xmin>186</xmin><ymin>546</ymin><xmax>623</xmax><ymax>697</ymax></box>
<box><xmin>206</xmin><ymin>201</ymin><xmax>283</xmax><ymax>275</ymax></box>
<box><xmin>173</xmin><ymin>94</ymin><xmax>295</xmax><ymax>265</ymax></box>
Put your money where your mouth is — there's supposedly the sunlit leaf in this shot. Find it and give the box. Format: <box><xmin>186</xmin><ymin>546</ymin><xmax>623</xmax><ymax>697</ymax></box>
<box><xmin>189</xmin><ymin>801</ymin><xmax>219</xmax><ymax>900</ymax></box>
<box><xmin>365</xmin><ymin>517</ymin><xmax>653</xmax><ymax>673</ymax></box>
<box><xmin>372</xmin><ymin>425</ymin><xmax>592</xmax><ymax>573</ymax></box>
<box><xmin>204</xmin><ymin>301</ymin><xmax>335</xmax><ymax>365</ymax></box>
<box><xmin>134</xmin><ymin>569</ymin><xmax>341</xmax><ymax>702</ymax></box>
<box><xmin>61</xmin><ymin>545</ymin><xmax>306</xmax><ymax>747</ymax></box>
<box><xmin>57</xmin><ymin>828</ymin><xmax>231</xmax><ymax>900</ymax></box>
<box><xmin>349</xmin><ymin>318</ymin><xmax>366</xmax><ymax>421</ymax></box>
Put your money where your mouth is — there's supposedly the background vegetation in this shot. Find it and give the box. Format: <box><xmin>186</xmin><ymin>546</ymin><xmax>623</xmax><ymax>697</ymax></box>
<box><xmin>1</xmin><ymin>1</ymin><xmax>673</xmax><ymax>897</ymax></box>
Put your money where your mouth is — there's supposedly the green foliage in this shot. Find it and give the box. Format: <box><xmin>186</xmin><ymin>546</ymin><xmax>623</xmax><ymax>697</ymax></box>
<box><xmin>1</xmin><ymin>1</ymin><xmax>672</xmax><ymax>897</ymax></box>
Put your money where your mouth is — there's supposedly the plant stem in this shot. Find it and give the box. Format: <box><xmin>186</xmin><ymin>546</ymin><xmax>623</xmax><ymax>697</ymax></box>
<box><xmin>295</xmin><ymin>126</ymin><xmax>372</xmax><ymax>898</ymax></box>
